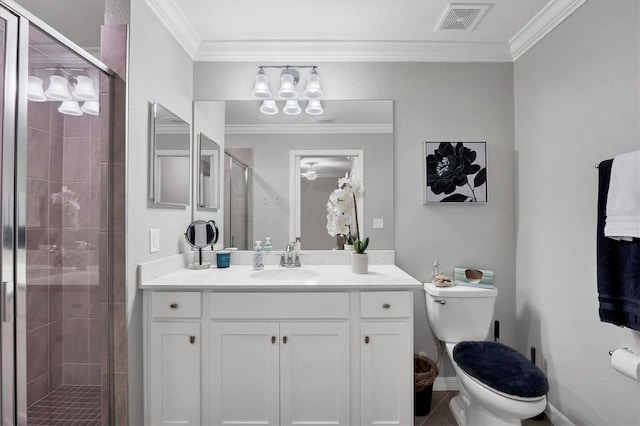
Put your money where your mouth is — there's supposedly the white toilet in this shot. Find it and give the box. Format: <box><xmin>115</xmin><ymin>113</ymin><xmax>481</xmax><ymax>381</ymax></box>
<box><xmin>424</xmin><ymin>282</ymin><xmax>548</xmax><ymax>426</ymax></box>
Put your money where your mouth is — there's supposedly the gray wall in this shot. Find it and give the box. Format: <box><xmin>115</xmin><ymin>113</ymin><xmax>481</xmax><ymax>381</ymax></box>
<box><xmin>195</xmin><ymin>62</ymin><xmax>517</xmax><ymax>374</ymax></box>
<box><xmin>127</xmin><ymin>1</ymin><xmax>194</xmax><ymax>424</ymax></box>
<box><xmin>514</xmin><ymin>1</ymin><xmax>640</xmax><ymax>424</ymax></box>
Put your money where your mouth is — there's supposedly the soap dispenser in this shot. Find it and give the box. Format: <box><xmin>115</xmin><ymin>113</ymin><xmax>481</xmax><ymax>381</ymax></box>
<box><xmin>253</xmin><ymin>240</ymin><xmax>264</xmax><ymax>270</ymax></box>
<box><xmin>264</xmin><ymin>237</ymin><xmax>272</xmax><ymax>251</ymax></box>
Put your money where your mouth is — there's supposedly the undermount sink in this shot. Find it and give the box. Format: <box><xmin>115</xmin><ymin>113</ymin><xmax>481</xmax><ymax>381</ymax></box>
<box><xmin>250</xmin><ymin>268</ymin><xmax>320</xmax><ymax>281</ymax></box>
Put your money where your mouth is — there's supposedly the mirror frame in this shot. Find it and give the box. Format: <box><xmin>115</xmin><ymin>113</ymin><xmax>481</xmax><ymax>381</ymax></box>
<box><xmin>148</xmin><ymin>102</ymin><xmax>191</xmax><ymax>208</ymax></box>
<box><xmin>197</xmin><ymin>132</ymin><xmax>221</xmax><ymax>210</ymax></box>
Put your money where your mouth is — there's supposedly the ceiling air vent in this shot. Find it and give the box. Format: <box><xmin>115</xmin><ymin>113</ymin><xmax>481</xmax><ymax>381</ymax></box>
<box><xmin>437</xmin><ymin>3</ymin><xmax>492</xmax><ymax>31</ymax></box>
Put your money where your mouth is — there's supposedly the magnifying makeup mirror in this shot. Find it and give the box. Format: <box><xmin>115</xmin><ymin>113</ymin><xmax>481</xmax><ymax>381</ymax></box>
<box><xmin>184</xmin><ymin>219</ymin><xmax>219</xmax><ymax>269</ymax></box>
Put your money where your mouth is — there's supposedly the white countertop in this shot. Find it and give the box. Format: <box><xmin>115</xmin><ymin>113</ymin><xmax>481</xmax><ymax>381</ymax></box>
<box><xmin>139</xmin><ymin>264</ymin><xmax>422</xmax><ymax>291</ymax></box>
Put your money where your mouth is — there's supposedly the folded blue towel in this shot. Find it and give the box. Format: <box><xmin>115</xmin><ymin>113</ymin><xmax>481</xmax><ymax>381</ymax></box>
<box><xmin>597</xmin><ymin>160</ymin><xmax>640</xmax><ymax>330</ymax></box>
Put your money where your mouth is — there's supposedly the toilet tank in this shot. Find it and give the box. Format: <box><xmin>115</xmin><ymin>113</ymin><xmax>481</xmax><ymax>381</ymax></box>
<box><xmin>424</xmin><ymin>282</ymin><xmax>498</xmax><ymax>343</ymax></box>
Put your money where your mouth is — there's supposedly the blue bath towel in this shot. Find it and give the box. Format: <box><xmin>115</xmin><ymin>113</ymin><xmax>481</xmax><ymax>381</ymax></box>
<box><xmin>597</xmin><ymin>160</ymin><xmax>640</xmax><ymax>330</ymax></box>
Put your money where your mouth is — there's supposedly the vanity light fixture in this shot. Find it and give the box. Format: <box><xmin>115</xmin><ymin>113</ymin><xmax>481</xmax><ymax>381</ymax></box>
<box><xmin>251</xmin><ymin>65</ymin><xmax>324</xmax><ymax>115</ymax></box>
<box><xmin>27</xmin><ymin>76</ymin><xmax>47</xmax><ymax>102</ymax></box>
<box><xmin>304</xmin><ymin>163</ymin><xmax>318</xmax><ymax>181</ymax></box>
<box><xmin>58</xmin><ymin>100</ymin><xmax>83</xmax><ymax>116</ymax></box>
<box><xmin>45</xmin><ymin>72</ymin><xmax>73</xmax><ymax>101</ymax></box>
<box><xmin>283</xmin><ymin>99</ymin><xmax>302</xmax><ymax>115</ymax></box>
<box><xmin>305</xmin><ymin>99</ymin><xmax>323</xmax><ymax>115</ymax></box>
<box><xmin>81</xmin><ymin>100</ymin><xmax>100</xmax><ymax>116</ymax></box>
<box><xmin>72</xmin><ymin>74</ymin><xmax>98</xmax><ymax>101</ymax></box>
<box><xmin>302</xmin><ymin>68</ymin><xmax>323</xmax><ymax>99</ymax></box>
<box><xmin>278</xmin><ymin>68</ymin><xmax>299</xmax><ymax>99</ymax></box>
<box><xmin>251</xmin><ymin>67</ymin><xmax>272</xmax><ymax>99</ymax></box>
<box><xmin>259</xmin><ymin>99</ymin><xmax>278</xmax><ymax>115</ymax></box>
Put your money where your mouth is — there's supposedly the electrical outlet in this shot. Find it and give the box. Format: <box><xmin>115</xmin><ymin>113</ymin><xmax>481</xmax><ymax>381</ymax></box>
<box><xmin>149</xmin><ymin>229</ymin><xmax>160</xmax><ymax>253</ymax></box>
<box><xmin>373</xmin><ymin>218</ymin><xmax>384</xmax><ymax>229</ymax></box>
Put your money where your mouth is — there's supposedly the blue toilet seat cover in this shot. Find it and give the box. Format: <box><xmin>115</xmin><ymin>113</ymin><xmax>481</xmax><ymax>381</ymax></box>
<box><xmin>453</xmin><ymin>341</ymin><xmax>549</xmax><ymax>398</ymax></box>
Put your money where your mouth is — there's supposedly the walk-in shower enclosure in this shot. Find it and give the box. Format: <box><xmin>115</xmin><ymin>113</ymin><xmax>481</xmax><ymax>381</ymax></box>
<box><xmin>0</xmin><ymin>1</ymin><xmax>114</xmax><ymax>424</ymax></box>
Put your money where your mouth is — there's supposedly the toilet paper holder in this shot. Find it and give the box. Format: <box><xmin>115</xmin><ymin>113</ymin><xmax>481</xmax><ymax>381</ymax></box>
<box><xmin>609</xmin><ymin>347</ymin><xmax>631</xmax><ymax>356</ymax></box>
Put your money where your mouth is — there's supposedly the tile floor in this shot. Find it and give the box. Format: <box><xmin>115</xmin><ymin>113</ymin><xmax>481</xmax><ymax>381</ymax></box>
<box><xmin>415</xmin><ymin>391</ymin><xmax>554</xmax><ymax>426</ymax></box>
<box><xmin>27</xmin><ymin>385</ymin><xmax>102</xmax><ymax>425</ymax></box>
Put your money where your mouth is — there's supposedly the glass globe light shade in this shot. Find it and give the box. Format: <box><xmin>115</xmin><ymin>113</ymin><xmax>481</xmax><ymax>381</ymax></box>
<box><xmin>27</xmin><ymin>76</ymin><xmax>47</xmax><ymax>102</ymax></box>
<box><xmin>305</xmin><ymin>99</ymin><xmax>323</xmax><ymax>115</ymax></box>
<box><xmin>45</xmin><ymin>74</ymin><xmax>72</xmax><ymax>101</ymax></box>
<box><xmin>72</xmin><ymin>75</ymin><xmax>98</xmax><ymax>100</ymax></box>
<box><xmin>251</xmin><ymin>69</ymin><xmax>272</xmax><ymax>99</ymax></box>
<box><xmin>259</xmin><ymin>100</ymin><xmax>278</xmax><ymax>115</ymax></box>
<box><xmin>81</xmin><ymin>100</ymin><xmax>100</xmax><ymax>116</ymax></box>
<box><xmin>283</xmin><ymin>100</ymin><xmax>301</xmax><ymax>115</ymax></box>
<box><xmin>58</xmin><ymin>100</ymin><xmax>83</xmax><ymax>116</ymax></box>
<box><xmin>278</xmin><ymin>72</ymin><xmax>298</xmax><ymax>99</ymax></box>
<box><xmin>302</xmin><ymin>69</ymin><xmax>323</xmax><ymax>99</ymax></box>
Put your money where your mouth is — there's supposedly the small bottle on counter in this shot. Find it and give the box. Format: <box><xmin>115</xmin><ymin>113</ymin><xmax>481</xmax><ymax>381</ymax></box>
<box><xmin>264</xmin><ymin>237</ymin><xmax>272</xmax><ymax>251</ymax></box>
<box><xmin>430</xmin><ymin>259</ymin><xmax>441</xmax><ymax>282</ymax></box>
<box><xmin>294</xmin><ymin>237</ymin><xmax>301</xmax><ymax>251</ymax></box>
<box><xmin>253</xmin><ymin>240</ymin><xmax>264</xmax><ymax>270</ymax></box>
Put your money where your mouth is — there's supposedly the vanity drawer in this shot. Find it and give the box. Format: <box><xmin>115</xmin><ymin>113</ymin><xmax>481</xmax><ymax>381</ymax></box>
<box><xmin>210</xmin><ymin>292</ymin><xmax>349</xmax><ymax>319</ymax></box>
<box><xmin>360</xmin><ymin>291</ymin><xmax>411</xmax><ymax>318</ymax></box>
<box><xmin>151</xmin><ymin>292</ymin><xmax>202</xmax><ymax>318</ymax></box>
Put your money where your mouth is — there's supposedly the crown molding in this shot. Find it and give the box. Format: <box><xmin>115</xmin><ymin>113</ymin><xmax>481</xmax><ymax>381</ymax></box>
<box><xmin>226</xmin><ymin>123</ymin><xmax>393</xmax><ymax>135</ymax></box>
<box><xmin>195</xmin><ymin>40</ymin><xmax>513</xmax><ymax>62</ymax></box>
<box><xmin>509</xmin><ymin>0</ymin><xmax>587</xmax><ymax>60</ymax></box>
<box><xmin>147</xmin><ymin>0</ymin><xmax>585</xmax><ymax>63</ymax></box>
<box><xmin>145</xmin><ymin>0</ymin><xmax>200</xmax><ymax>58</ymax></box>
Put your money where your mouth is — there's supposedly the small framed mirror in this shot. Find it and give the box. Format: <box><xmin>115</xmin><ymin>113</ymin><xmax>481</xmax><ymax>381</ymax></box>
<box><xmin>198</xmin><ymin>132</ymin><xmax>220</xmax><ymax>209</ymax></box>
<box><xmin>149</xmin><ymin>102</ymin><xmax>191</xmax><ymax>207</ymax></box>
<box><xmin>184</xmin><ymin>220</ymin><xmax>219</xmax><ymax>269</ymax></box>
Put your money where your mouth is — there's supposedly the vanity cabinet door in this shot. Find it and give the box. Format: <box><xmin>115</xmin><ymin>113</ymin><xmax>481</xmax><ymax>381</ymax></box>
<box><xmin>210</xmin><ymin>322</ymin><xmax>281</xmax><ymax>425</ymax></box>
<box><xmin>280</xmin><ymin>322</ymin><xmax>350</xmax><ymax>426</ymax></box>
<box><xmin>360</xmin><ymin>321</ymin><xmax>412</xmax><ymax>426</ymax></box>
<box><xmin>149</xmin><ymin>321</ymin><xmax>201</xmax><ymax>425</ymax></box>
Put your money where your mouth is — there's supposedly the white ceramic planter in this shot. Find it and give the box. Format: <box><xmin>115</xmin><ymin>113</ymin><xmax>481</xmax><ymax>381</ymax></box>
<box><xmin>351</xmin><ymin>253</ymin><xmax>369</xmax><ymax>274</ymax></box>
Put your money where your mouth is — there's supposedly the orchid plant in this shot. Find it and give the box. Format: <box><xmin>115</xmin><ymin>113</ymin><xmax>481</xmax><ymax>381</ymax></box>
<box><xmin>51</xmin><ymin>186</ymin><xmax>80</xmax><ymax>229</ymax></box>
<box><xmin>326</xmin><ymin>174</ymin><xmax>369</xmax><ymax>253</ymax></box>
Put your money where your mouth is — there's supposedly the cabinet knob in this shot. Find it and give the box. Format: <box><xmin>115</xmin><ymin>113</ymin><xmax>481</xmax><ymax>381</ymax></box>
<box><xmin>271</xmin><ymin>336</ymin><xmax>276</xmax><ymax>344</ymax></box>
<box><xmin>382</xmin><ymin>303</ymin><xmax>391</xmax><ymax>309</ymax></box>
<box><xmin>365</xmin><ymin>336</ymin><xmax>370</xmax><ymax>344</ymax></box>
<box><xmin>283</xmin><ymin>336</ymin><xmax>288</xmax><ymax>344</ymax></box>
<box><xmin>170</xmin><ymin>303</ymin><xmax>179</xmax><ymax>309</ymax></box>
<box><xmin>189</xmin><ymin>335</ymin><xmax>195</xmax><ymax>344</ymax></box>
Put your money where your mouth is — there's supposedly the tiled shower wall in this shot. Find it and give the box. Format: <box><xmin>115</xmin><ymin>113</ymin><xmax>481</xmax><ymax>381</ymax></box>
<box><xmin>25</xmin><ymin>101</ymin><xmax>104</xmax><ymax>406</ymax></box>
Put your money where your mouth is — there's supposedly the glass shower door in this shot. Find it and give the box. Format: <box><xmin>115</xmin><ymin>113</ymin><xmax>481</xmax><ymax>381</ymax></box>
<box><xmin>0</xmin><ymin>7</ymin><xmax>18</xmax><ymax>425</ymax></box>
<box><xmin>0</xmin><ymin>2</ymin><xmax>113</xmax><ymax>424</ymax></box>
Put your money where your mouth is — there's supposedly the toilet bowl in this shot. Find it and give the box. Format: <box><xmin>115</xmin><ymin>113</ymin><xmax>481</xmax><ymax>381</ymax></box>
<box><xmin>424</xmin><ymin>282</ymin><xmax>548</xmax><ymax>426</ymax></box>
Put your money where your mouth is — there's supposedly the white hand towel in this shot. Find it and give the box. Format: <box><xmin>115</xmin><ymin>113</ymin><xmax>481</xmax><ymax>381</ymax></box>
<box><xmin>605</xmin><ymin>150</ymin><xmax>640</xmax><ymax>240</ymax></box>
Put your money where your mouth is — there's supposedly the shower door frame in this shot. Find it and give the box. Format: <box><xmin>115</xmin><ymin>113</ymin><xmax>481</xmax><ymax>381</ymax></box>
<box><xmin>0</xmin><ymin>1</ymin><xmax>116</xmax><ymax>424</ymax></box>
<box><xmin>0</xmin><ymin>6</ymin><xmax>18</xmax><ymax>425</ymax></box>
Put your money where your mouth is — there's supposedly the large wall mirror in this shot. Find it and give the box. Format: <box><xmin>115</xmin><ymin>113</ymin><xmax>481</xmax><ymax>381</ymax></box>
<box><xmin>192</xmin><ymin>100</ymin><xmax>393</xmax><ymax>251</ymax></box>
<box><xmin>198</xmin><ymin>133</ymin><xmax>221</xmax><ymax>209</ymax></box>
<box><xmin>149</xmin><ymin>102</ymin><xmax>190</xmax><ymax>207</ymax></box>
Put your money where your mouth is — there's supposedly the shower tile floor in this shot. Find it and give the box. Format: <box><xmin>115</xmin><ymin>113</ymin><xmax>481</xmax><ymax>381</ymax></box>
<box><xmin>27</xmin><ymin>385</ymin><xmax>102</xmax><ymax>425</ymax></box>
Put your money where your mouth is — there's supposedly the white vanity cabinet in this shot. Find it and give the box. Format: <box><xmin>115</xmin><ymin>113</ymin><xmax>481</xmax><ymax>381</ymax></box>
<box><xmin>143</xmin><ymin>286</ymin><xmax>415</xmax><ymax>426</ymax></box>
<box><xmin>146</xmin><ymin>292</ymin><xmax>202</xmax><ymax>425</ymax></box>
<box><xmin>360</xmin><ymin>291</ymin><xmax>413</xmax><ymax>426</ymax></box>
<box><xmin>210</xmin><ymin>321</ymin><xmax>350</xmax><ymax>425</ymax></box>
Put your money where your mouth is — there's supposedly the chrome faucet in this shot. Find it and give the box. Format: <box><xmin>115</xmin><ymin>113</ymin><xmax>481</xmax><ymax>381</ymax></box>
<box><xmin>280</xmin><ymin>241</ymin><xmax>300</xmax><ymax>267</ymax></box>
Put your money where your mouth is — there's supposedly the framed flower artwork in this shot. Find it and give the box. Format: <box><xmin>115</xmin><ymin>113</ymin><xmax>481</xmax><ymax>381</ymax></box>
<box><xmin>424</xmin><ymin>141</ymin><xmax>487</xmax><ymax>203</ymax></box>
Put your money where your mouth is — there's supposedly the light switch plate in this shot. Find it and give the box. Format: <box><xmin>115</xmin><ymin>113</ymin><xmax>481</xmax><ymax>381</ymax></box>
<box><xmin>149</xmin><ymin>229</ymin><xmax>160</xmax><ymax>253</ymax></box>
<box><xmin>373</xmin><ymin>218</ymin><xmax>384</xmax><ymax>229</ymax></box>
